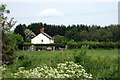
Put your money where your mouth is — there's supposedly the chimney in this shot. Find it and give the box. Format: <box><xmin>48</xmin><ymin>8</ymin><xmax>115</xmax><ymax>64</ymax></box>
<box><xmin>40</xmin><ymin>28</ymin><xmax>44</xmax><ymax>33</ymax></box>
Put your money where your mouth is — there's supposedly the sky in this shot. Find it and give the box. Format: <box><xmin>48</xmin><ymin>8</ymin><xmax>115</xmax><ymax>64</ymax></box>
<box><xmin>0</xmin><ymin>0</ymin><xmax>119</xmax><ymax>30</ymax></box>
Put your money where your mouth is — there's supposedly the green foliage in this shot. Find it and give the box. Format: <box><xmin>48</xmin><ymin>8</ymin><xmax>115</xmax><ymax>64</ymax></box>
<box><xmin>97</xmin><ymin>29</ymin><xmax>113</xmax><ymax>42</ymax></box>
<box><xmin>27</xmin><ymin>22</ymin><xmax>43</xmax><ymax>35</ymax></box>
<box><xmin>53</xmin><ymin>35</ymin><xmax>68</xmax><ymax>44</ymax></box>
<box><xmin>24</xmin><ymin>29</ymin><xmax>36</xmax><ymax>42</ymax></box>
<box><xmin>2</xmin><ymin>33</ymin><xmax>24</xmax><ymax>64</ymax></box>
<box><xmin>1</xmin><ymin>4</ymin><xmax>17</xmax><ymax>64</ymax></box>
<box><xmin>65</xmin><ymin>26</ymin><xmax>80</xmax><ymax>41</ymax></box>
<box><xmin>74</xmin><ymin>45</ymin><xmax>89</xmax><ymax>63</ymax></box>
<box><xmin>23</xmin><ymin>41</ymin><xmax>118</xmax><ymax>49</ymax></box>
<box><xmin>14</xmin><ymin>23</ymin><xmax>120</xmax><ymax>42</ymax></box>
<box><xmin>79</xmin><ymin>30</ymin><xmax>89</xmax><ymax>41</ymax></box>
<box><xmin>23</xmin><ymin>42</ymin><xmax>57</xmax><ymax>46</ymax></box>
<box><xmin>7</xmin><ymin>50</ymin><xmax>75</xmax><ymax>70</ymax></box>
<box><xmin>82</xmin><ymin>56</ymin><xmax>118</xmax><ymax>78</ymax></box>
<box><xmin>8</xmin><ymin>33</ymin><xmax>24</xmax><ymax>49</ymax></box>
<box><xmin>27</xmin><ymin>23</ymin><xmax>67</xmax><ymax>37</ymax></box>
<box><xmin>74</xmin><ymin>47</ymin><xmax>118</xmax><ymax>78</ymax></box>
<box><xmin>0</xmin><ymin>4</ymin><xmax>16</xmax><ymax>32</ymax></box>
<box><xmin>3</xmin><ymin>46</ymin><xmax>119</xmax><ymax>78</ymax></box>
<box><xmin>2</xmin><ymin>49</ymin><xmax>118</xmax><ymax>78</ymax></box>
<box><xmin>0</xmin><ymin>4</ymin><xmax>10</xmax><ymax>19</ymax></box>
<box><xmin>67</xmin><ymin>39</ymin><xmax>77</xmax><ymax>49</ymax></box>
<box><xmin>77</xmin><ymin>41</ymin><xmax>118</xmax><ymax>49</ymax></box>
<box><xmin>108</xmin><ymin>25</ymin><xmax>120</xmax><ymax>42</ymax></box>
<box><xmin>14</xmin><ymin>24</ymin><xmax>27</xmax><ymax>41</ymax></box>
<box><xmin>2</xmin><ymin>34</ymin><xmax>16</xmax><ymax>64</ymax></box>
<box><xmin>2</xmin><ymin>62</ymin><xmax>92</xmax><ymax>78</ymax></box>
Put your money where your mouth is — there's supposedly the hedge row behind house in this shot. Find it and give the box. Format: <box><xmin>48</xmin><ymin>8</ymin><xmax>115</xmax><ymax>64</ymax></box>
<box><xmin>76</xmin><ymin>41</ymin><xmax>119</xmax><ymax>49</ymax></box>
<box><xmin>23</xmin><ymin>43</ymin><xmax>65</xmax><ymax>46</ymax></box>
<box><xmin>22</xmin><ymin>41</ymin><xmax>119</xmax><ymax>49</ymax></box>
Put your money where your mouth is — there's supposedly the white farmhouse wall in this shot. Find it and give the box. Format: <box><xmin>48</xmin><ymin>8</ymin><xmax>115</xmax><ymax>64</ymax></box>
<box><xmin>31</xmin><ymin>33</ymin><xmax>54</xmax><ymax>44</ymax></box>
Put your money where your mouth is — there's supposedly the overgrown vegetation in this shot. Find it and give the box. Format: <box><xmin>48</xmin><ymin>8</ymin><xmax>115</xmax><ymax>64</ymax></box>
<box><xmin>74</xmin><ymin>45</ymin><xmax>118</xmax><ymax>78</ymax></box>
<box><xmin>2</xmin><ymin>48</ymin><xmax>118</xmax><ymax>78</ymax></box>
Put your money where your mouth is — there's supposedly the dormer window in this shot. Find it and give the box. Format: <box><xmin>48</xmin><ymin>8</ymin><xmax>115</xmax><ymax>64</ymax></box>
<box><xmin>41</xmin><ymin>39</ymin><xmax>43</xmax><ymax>42</ymax></box>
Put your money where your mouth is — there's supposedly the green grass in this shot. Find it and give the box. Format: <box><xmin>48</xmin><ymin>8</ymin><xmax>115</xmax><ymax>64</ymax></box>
<box><xmin>87</xmin><ymin>49</ymin><xmax>118</xmax><ymax>59</ymax></box>
<box><xmin>2</xmin><ymin>49</ymin><xmax>119</xmax><ymax>78</ymax></box>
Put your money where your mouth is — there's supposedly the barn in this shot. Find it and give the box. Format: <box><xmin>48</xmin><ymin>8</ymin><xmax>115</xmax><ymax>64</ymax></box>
<box><xmin>31</xmin><ymin>28</ymin><xmax>54</xmax><ymax>44</ymax></box>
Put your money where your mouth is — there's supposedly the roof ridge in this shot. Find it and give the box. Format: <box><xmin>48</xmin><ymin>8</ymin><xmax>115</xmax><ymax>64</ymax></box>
<box><xmin>41</xmin><ymin>32</ymin><xmax>53</xmax><ymax>39</ymax></box>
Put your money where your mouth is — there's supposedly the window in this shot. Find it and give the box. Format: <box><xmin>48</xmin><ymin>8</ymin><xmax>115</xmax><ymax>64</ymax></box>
<box><xmin>41</xmin><ymin>39</ymin><xmax>43</xmax><ymax>42</ymax></box>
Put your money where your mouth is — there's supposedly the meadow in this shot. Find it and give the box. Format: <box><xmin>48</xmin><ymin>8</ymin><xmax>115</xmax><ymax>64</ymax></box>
<box><xmin>2</xmin><ymin>48</ymin><xmax>119</xmax><ymax>78</ymax></box>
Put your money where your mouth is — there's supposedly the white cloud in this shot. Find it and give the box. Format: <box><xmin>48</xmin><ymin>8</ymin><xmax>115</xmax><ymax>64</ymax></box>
<box><xmin>0</xmin><ymin>0</ymin><xmax>118</xmax><ymax>2</ymax></box>
<box><xmin>39</xmin><ymin>9</ymin><xmax>64</xmax><ymax>17</ymax></box>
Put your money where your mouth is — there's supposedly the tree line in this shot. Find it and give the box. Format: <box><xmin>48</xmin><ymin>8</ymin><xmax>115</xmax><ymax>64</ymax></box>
<box><xmin>14</xmin><ymin>22</ymin><xmax>120</xmax><ymax>43</ymax></box>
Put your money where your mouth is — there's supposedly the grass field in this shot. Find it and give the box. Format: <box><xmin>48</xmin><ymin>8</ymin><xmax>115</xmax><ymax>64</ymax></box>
<box><xmin>2</xmin><ymin>48</ymin><xmax>119</xmax><ymax>78</ymax></box>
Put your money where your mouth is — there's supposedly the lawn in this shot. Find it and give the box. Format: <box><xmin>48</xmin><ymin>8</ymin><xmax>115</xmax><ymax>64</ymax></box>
<box><xmin>2</xmin><ymin>48</ymin><xmax>119</xmax><ymax>78</ymax></box>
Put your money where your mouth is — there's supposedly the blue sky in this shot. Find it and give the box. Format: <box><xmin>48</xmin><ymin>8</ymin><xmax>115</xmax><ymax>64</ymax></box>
<box><xmin>1</xmin><ymin>0</ymin><xmax>119</xmax><ymax>29</ymax></box>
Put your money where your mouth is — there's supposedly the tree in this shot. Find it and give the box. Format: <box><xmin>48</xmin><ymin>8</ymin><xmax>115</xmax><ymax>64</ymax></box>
<box><xmin>87</xmin><ymin>26</ymin><xmax>100</xmax><ymax>41</ymax></box>
<box><xmin>15</xmin><ymin>22</ymin><xmax>120</xmax><ymax>42</ymax></box>
<box><xmin>24</xmin><ymin>29</ymin><xmax>36</xmax><ymax>42</ymax></box>
<box><xmin>7</xmin><ymin>33</ymin><xmax>24</xmax><ymax>49</ymax></box>
<box><xmin>79</xmin><ymin>31</ymin><xmax>89</xmax><ymax>41</ymax></box>
<box><xmin>0</xmin><ymin>4</ymin><xmax>10</xmax><ymax>21</ymax></box>
<box><xmin>14</xmin><ymin>24</ymin><xmax>27</xmax><ymax>41</ymax></box>
<box><xmin>0</xmin><ymin>4</ymin><xmax>17</xmax><ymax>64</ymax></box>
<box><xmin>108</xmin><ymin>25</ymin><xmax>120</xmax><ymax>42</ymax></box>
<box><xmin>65</xmin><ymin>26</ymin><xmax>80</xmax><ymax>41</ymax></box>
<box><xmin>0</xmin><ymin>4</ymin><xmax>16</xmax><ymax>32</ymax></box>
<box><xmin>28</xmin><ymin>22</ymin><xmax>43</xmax><ymax>35</ymax></box>
<box><xmin>97</xmin><ymin>28</ymin><xmax>113</xmax><ymax>42</ymax></box>
<box><xmin>53</xmin><ymin>35</ymin><xmax>68</xmax><ymax>45</ymax></box>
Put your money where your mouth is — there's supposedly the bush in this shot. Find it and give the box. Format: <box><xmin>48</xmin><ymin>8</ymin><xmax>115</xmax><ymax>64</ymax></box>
<box><xmin>12</xmin><ymin>62</ymin><xmax>92</xmax><ymax>78</ymax></box>
<box><xmin>23</xmin><ymin>41</ymin><xmax>118</xmax><ymax>49</ymax></box>
<box><xmin>2</xmin><ymin>34</ymin><xmax>17</xmax><ymax>64</ymax></box>
<box><xmin>77</xmin><ymin>41</ymin><xmax>118</xmax><ymax>49</ymax></box>
<box><xmin>23</xmin><ymin>42</ymin><xmax>58</xmax><ymax>46</ymax></box>
<box><xmin>2</xmin><ymin>33</ymin><xmax>24</xmax><ymax>64</ymax></box>
<box><xmin>8</xmin><ymin>33</ymin><xmax>24</xmax><ymax>49</ymax></box>
<box><xmin>67</xmin><ymin>39</ymin><xmax>77</xmax><ymax>49</ymax></box>
<box><xmin>99</xmin><ymin>42</ymin><xmax>117</xmax><ymax>49</ymax></box>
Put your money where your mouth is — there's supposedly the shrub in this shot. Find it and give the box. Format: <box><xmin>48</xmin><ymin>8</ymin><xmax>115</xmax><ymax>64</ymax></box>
<box><xmin>67</xmin><ymin>39</ymin><xmax>77</xmax><ymax>49</ymax></box>
<box><xmin>2</xmin><ymin>34</ymin><xmax>16</xmax><ymax>64</ymax></box>
<box><xmin>77</xmin><ymin>41</ymin><xmax>118</xmax><ymax>49</ymax></box>
<box><xmin>2</xmin><ymin>33</ymin><xmax>24</xmax><ymax>64</ymax></box>
<box><xmin>23</xmin><ymin>41</ymin><xmax>118</xmax><ymax>49</ymax></box>
<box><xmin>8</xmin><ymin>33</ymin><xmax>24</xmax><ymax>49</ymax></box>
<box><xmin>13</xmin><ymin>62</ymin><xmax>92</xmax><ymax>78</ymax></box>
<box><xmin>99</xmin><ymin>42</ymin><xmax>117</xmax><ymax>49</ymax></box>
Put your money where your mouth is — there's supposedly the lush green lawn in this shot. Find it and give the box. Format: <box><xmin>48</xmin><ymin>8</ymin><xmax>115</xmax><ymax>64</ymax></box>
<box><xmin>2</xmin><ymin>49</ymin><xmax>118</xmax><ymax>78</ymax></box>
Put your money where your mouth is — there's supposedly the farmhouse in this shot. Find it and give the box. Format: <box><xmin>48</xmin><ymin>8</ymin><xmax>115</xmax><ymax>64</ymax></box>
<box><xmin>31</xmin><ymin>28</ymin><xmax>54</xmax><ymax>44</ymax></box>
